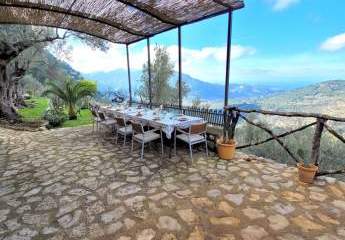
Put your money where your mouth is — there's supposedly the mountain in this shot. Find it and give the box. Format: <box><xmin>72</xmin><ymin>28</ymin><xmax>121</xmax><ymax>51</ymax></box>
<box><xmin>83</xmin><ymin>69</ymin><xmax>282</xmax><ymax>101</ymax></box>
<box><xmin>255</xmin><ymin>80</ymin><xmax>345</xmax><ymax>117</ymax></box>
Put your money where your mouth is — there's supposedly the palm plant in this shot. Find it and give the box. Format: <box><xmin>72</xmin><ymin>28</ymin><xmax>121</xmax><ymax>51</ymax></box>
<box><xmin>43</xmin><ymin>79</ymin><xmax>96</xmax><ymax>120</ymax></box>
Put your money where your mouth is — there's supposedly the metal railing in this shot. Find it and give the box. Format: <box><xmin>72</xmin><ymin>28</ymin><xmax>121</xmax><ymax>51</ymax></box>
<box><xmin>130</xmin><ymin>101</ymin><xmax>224</xmax><ymax>127</ymax></box>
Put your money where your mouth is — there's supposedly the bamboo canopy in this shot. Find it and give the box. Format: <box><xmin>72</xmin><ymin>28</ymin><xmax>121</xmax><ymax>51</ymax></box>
<box><xmin>0</xmin><ymin>0</ymin><xmax>244</xmax><ymax>44</ymax></box>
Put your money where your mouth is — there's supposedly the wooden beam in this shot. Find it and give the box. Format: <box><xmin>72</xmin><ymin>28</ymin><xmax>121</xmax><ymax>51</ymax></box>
<box><xmin>310</xmin><ymin>119</ymin><xmax>326</xmax><ymax>166</ymax></box>
<box><xmin>239</xmin><ymin>113</ymin><xmax>301</xmax><ymax>163</ymax></box>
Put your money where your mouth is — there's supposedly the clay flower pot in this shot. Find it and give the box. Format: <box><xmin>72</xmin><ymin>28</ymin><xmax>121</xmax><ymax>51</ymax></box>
<box><xmin>217</xmin><ymin>139</ymin><xmax>236</xmax><ymax>160</ymax></box>
<box><xmin>298</xmin><ymin>163</ymin><xmax>318</xmax><ymax>184</ymax></box>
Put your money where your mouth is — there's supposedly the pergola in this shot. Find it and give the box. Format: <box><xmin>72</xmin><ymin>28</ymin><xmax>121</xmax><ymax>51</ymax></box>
<box><xmin>0</xmin><ymin>0</ymin><xmax>245</xmax><ymax>108</ymax></box>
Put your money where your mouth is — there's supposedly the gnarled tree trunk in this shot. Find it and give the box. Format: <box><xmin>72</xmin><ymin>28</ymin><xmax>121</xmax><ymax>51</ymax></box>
<box><xmin>0</xmin><ymin>63</ymin><xmax>19</xmax><ymax>121</ymax></box>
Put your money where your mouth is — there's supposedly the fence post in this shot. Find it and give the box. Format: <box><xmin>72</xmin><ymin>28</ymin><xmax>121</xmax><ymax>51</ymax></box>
<box><xmin>311</xmin><ymin>118</ymin><xmax>326</xmax><ymax>166</ymax></box>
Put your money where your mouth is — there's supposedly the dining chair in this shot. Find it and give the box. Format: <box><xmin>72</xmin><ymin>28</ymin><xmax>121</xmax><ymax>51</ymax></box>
<box><xmin>174</xmin><ymin>121</ymin><xmax>208</xmax><ymax>162</ymax></box>
<box><xmin>115</xmin><ymin>116</ymin><xmax>132</xmax><ymax>146</ymax></box>
<box><xmin>131</xmin><ymin>121</ymin><xmax>164</xmax><ymax>160</ymax></box>
<box><xmin>98</xmin><ymin>111</ymin><xmax>117</xmax><ymax>137</ymax></box>
<box><xmin>90</xmin><ymin>107</ymin><xmax>101</xmax><ymax>132</ymax></box>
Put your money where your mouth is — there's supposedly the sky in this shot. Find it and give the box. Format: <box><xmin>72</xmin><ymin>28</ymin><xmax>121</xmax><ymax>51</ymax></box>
<box><xmin>64</xmin><ymin>0</ymin><xmax>345</xmax><ymax>88</ymax></box>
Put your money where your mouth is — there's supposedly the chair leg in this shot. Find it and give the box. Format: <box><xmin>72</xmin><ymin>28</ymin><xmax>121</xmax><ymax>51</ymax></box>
<box><xmin>205</xmin><ymin>137</ymin><xmax>208</xmax><ymax>158</ymax></box>
<box><xmin>123</xmin><ymin>134</ymin><xmax>126</xmax><ymax>146</ymax></box>
<box><xmin>92</xmin><ymin>121</ymin><xmax>95</xmax><ymax>132</ymax></box>
<box><xmin>116</xmin><ymin>132</ymin><xmax>119</xmax><ymax>144</ymax></box>
<box><xmin>131</xmin><ymin>137</ymin><xmax>134</xmax><ymax>153</ymax></box>
<box><xmin>141</xmin><ymin>142</ymin><xmax>145</xmax><ymax>160</ymax></box>
<box><xmin>189</xmin><ymin>143</ymin><xmax>193</xmax><ymax>164</ymax></box>
<box><xmin>160</xmin><ymin>133</ymin><xmax>164</xmax><ymax>162</ymax></box>
<box><xmin>174</xmin><ymin>129</ymin><xmax>177</xmax><ymax>156</ymax></box>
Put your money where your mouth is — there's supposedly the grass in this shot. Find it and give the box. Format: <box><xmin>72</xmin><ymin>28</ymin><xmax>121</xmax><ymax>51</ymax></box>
<box><xmin>18</xmin><ymin>97</ymin><xmax>49</xmax><ymax>120</ymax></box>
<box><xmin>62</xmin><ymin>109</ymin><xmax>92</xmax><ymax>128</ymax></box>
<box><xmin>19</xmin><ymin>96</ymin><xmax>92</xmax><ymax>128</ymax></box>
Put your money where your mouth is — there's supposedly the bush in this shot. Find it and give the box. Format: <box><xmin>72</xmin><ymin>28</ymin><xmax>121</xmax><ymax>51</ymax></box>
<box><xmin>44</xmin><ymin>109</ymin><xmax>66</xmax><ymax>128</ymax></box>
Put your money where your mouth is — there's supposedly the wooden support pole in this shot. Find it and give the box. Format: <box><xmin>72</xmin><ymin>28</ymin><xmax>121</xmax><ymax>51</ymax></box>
<box><xmin>311</xmin><ymin>118</ymin><xmax>326</xmax><ymax>166</ymax></box>
<box><xmin>147</xmin><ymin>38</ymin><xmax>152</xmax><ymax>109</ymax></box>
<box><xmin>178</xmin><ymin>26</ymin><xmax>182</xmax><ymax>109</ymax></box>
<box><xmin>126</xmin><ymin>44</ymin><xmax>132</xmax><ymax>105</ymax></box>
<box><xmin>224</xmin><ymin>10</ymin><xmax>232</xmax><ymax>107</ymax></box>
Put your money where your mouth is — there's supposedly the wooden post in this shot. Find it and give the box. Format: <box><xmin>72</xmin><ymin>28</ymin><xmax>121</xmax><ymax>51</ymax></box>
<box><xmin>224</xmin><ymin>10</ymin><xmax>233</xmax><ymax>107</ymax></box>
<box><xmin>178</xmin><ymin>26</ymin><xmax>182</xmax><ymax>109</ymax></box>
<box><xmin>311</xmin><ymin>118</ymin><xmax>326</xmax><ymax>166</ymax></box>
<box><xmin>126</xmin><ymin>44</ymin><xmax>132</xmax><ymax>105</ymax></box>
<box><xmin>147</xmin><ymin>38</ymin><xmax>152</xmax><ymax>109</ymax></box>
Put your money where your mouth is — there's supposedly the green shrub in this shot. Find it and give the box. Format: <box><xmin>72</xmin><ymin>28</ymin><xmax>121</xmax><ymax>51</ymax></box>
<box><xmin>44</xmin><ymin>109</ymin><xmax>66</xmax><ymax>128</ymax></box>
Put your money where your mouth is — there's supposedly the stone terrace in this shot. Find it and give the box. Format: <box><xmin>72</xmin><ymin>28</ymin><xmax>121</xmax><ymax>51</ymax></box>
<box><xmin>0</xmin><ymin>126</ymin><xmax>345</xmax><ymax>240</ymax></box>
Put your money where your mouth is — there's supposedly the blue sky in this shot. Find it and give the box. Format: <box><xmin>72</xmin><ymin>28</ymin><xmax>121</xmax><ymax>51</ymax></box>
<box><xmin>67</xmin><ymin>0</ymin><xmax>345</xmax><ymax>88</ymax></box>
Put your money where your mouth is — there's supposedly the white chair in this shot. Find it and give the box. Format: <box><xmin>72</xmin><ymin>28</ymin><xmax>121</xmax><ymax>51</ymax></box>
<box><xmin>174</xmin><ymin>122</ymin><xmax>208</xmax><ymax>162</ymax></box>
<box><xmin>98</xmin><ymin>111</ymin><xmax>117</xmax><ymax>137</ymax></box>
<box><xmin>90</xmin><ymin>107</ymin><xmax>101</xmax><ymax>132</ymax></box>
<box><xmin>115</xmin><ymin>116</ymin><xmax>132</xmax><ymax>146</ymax></box>
<box><xmin>131</xmin><ymin>121</ymin><xmax>164</xmax><ymax>160</ymax></box>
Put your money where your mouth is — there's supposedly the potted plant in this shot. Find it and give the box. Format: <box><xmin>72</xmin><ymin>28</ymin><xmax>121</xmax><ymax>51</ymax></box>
<box><xmin>296</xmin><ymin>149</ymin><xmax>318</xmax><ymax>184</ymax></box>
<box><xmin>217</xmin><ymin>108</ymin><xmax>239</xmax><ymax>160</ymax></box>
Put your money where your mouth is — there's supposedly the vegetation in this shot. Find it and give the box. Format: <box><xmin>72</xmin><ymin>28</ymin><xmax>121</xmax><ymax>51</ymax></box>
<box><xmin>0</xmin><ymin>24</ymin><xmax>108</xmax><ymax>121</ymax></box>
<box><xmin>235</xmin><ymin>115</ymin><xmax>345</xmax><ymax>180</ymax></box>
<box><xmin>18</xmin><ymin>96</ymin><xmax>92</xmax><ymax>128</ymax></box>
<box><xmin>43</xmin><ymin>79</ymin><xmax>97</xmax><ymax>120</ymax></box>
<box><xmin>137</xmin><ymin>46</ymin><xmax>190</xmax><ymax>104</ymax></box>
<box><xmin>18</xmin><ymin>97</ymin><xmax>49</xmax><ymax>120</ymax></box>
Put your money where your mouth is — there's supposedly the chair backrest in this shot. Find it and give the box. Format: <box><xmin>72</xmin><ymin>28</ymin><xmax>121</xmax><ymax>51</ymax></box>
<box><xmin>131</xmin><ymin>121</ymin><xmax>144</xmax><ymax>134</ymax></box>
<box><xmin>190</xmin><ymin>122</ymin><xmax>207</xmax><ymax>134</ymax></box>
<box><xmin>98</xmin><ymin>112</ymin><xmax>106</xmax><ymax>121</ymax></box>
<box><xmin>91</xmin><ymin>108</ymin><xmax>98</xmax><ymax>118</ymax></box>
<box><xmin>115</xmin><ymin>116</ymin><xmax>126</xmax><ymax>127</ymax></box>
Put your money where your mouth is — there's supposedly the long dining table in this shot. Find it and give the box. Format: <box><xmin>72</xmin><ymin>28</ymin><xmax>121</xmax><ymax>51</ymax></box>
<box><xmin>100</xmin><ymin>105</ymin><xmax>204</xmax><ymax>157</ymax></box>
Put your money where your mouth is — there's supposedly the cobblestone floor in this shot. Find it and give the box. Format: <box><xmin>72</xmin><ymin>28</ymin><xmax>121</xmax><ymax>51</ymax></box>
<box><xmin>0</xmin><ymin>126</ymin><xmax>345</xmax><ymax>240</ymax></box>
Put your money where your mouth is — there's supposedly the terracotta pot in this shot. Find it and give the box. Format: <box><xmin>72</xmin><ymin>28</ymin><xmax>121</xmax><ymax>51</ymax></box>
<box><xmin>298</xmin><ymin>163</ymin><xmax>318</xmax><ymax>184</ymax></box>
<box><xmin>217</xmin><ymin>141</ymin><xmax>236</xmax><ymax>160</ymax></box>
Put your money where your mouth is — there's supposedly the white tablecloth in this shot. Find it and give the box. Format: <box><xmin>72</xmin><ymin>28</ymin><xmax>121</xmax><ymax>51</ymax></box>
<box><xmin>100</xmin><ymin>106</ymin><xmax>203</xmax><ymax>139</ymax></box>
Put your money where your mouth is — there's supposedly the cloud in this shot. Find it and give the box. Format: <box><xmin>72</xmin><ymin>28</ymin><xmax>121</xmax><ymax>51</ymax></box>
<box><xmin>271</xmin><ymin>0</ymin><xmax>300</xmax><ymax>11</ymax></box>
<box><xmin>64</xmin><ymin>43</ymin><xmax>255</xmax><ymax>83</ymax></box>
<box><xmin>320</xmin><ymin>33</ymin><xmax>345</xmax><ymax>52</ymax></box>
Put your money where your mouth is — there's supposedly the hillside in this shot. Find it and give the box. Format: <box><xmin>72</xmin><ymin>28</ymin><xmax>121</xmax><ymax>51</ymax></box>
<box><xmin>84</xmin><ymin>69</ymin><xmax>282</xmax><ymax>101</ymax></box>
<box><xmin>255</xmin><ymin>80</ymin><xmax>345</xmax><ymax>116</ymax></box>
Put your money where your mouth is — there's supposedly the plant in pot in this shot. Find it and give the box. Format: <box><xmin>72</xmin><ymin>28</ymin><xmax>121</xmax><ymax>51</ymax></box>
<box><xmin>296</xmin><ymin>148</ymin><xmax>318</xmax><ymax>184</ymax></box>
<box><xmin>217</xmin><ymin>108</ymin><xmax>240</xmax><ymax>160</ymax></box>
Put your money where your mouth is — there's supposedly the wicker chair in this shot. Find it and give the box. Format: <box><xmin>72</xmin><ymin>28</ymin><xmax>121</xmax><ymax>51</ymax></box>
<box><xmin>174</xmin><ymin>122</ymin><xmax>208</xmax><ymax>162</ymax></box>
<box><xmin>131</xmin><ymin>121</ymin><xmax>164</xmax><ymax>160</ymax></box>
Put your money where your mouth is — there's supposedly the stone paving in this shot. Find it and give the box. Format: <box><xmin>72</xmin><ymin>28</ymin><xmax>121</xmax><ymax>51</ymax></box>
<box><xmin>0</xmin><ymin>126</ymin><xmax>345</xmax><ymax>240</ymax></box>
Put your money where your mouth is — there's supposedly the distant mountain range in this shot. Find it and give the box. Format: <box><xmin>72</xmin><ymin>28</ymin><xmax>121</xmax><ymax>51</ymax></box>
<box><xmin>83</xmin><ymin>69</ymin><xmax>283</xmax><ymax>101</ymax></box>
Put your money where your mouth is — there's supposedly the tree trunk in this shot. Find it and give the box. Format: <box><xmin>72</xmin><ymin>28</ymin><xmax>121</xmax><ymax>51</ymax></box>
<box><xmin>0</xmin><ymin>64</ymin><xmax>20</xmax><ymax>121</ymax></box>
<box><xmin>68</xmin><ymin>104</ymin><xmax>77</xmax><ymax>120</ymax></box>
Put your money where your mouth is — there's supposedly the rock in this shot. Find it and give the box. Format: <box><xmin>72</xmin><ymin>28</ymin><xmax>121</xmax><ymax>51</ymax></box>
<box><xmin>137</xmin><ymin>228</ymin><xmax>156</xmax><ymax>240</ymax></box>
<box><xmin>218</xmin><ymin>201</ymin><xmax>233</xmax><ymax>214</ymax></box>
<box><xmin>56</xmin><ymin>201</ymin><xmax>79</xmax><ymax>217</ymax></box>
<box><xmin>241</xmin><ymin>225</ymin><xmax>268</xmax><ymax>240</ymax></box>
<box><xmin>243</xmin><ymin>176</ymin><xmax>263</xmax><ymax>187</ymax></box>
<box><xmin>161</xmin><ymin>233</ymin><xmax>177</xmax><ymax>240</ymax></box>
<box><xmin>332</xmin><ymin>200</ymin><xmax>345</xmax><ymax>210</ymax></box>
<box><xmin>177</xmin><ymin>209</ymin><xmax>198</xmax><ymax>224</ymax></box>
<box><xmin>310</xmin><ymin>192</ymin><xmax>328</xmax><ymax>201</ymax></box>
<box><xmin>101</xmin><ymin>206</ymin><xmax>126</xmax><ymax>224</ymax></box>
<box><xmin>316</xmin><ymin>233</ymin><xmax>342</xmax><ymax>240</ymax></box>
<box><xmin>57</xmin><ymin>210</ymin><xmax>81</xmax><ymax>229</ymax></box>
<box><xmin>22</xmin><ymin>213</ymin><xmax>50</xmax><ymax>226</ymax></box>
<box><xmin>0</xmin><ymin>209</ymin><xmax>10</xmax><ymax>222</ymax></box>
<box><xmin>209</xmin><ymin>217</ymin><xmax>240</xmax><ymax>226</ymax></box>
<box><xmin>224</xmin><ymin>194</ymin><xmax>244</xmax><ymax>206</ymax></box>
<box><xmin>157</xmin><ymin>216</ymin><xmax>181</xmax><ymax>231</ymax></box>
<box><xmin>337</xmin><ymin>227</ymin><xmax>345</xmax><ymax>236</ymax></box>
<box><xmin>42</xmin><ymin>226</ymin><xmax>59</xmax><ymax>235</ymax></box>
<box><xmin>292</xmin><ymin>215</ymin><xmax>325</xmax><ymax>232</ymax></box>
<box><xmin>206</xmin><ymin>189</ymin><xmax>221</xmax><ymax>198</ymax></box>
<box><xmin>316</xmin><ymin>213</ymin><xmax>339</xmax><ymax>225</ymax></box>
<box><xmin>188</xmin><ymin>226</ymin><xmax>205</xmax><ymax>240</ymax></box>
<box><xmin>105</xmin><ymin>221</ymin><xmax>123</xmax><ymax>235</ymax></box>
<box><xmin>23</xmin><ymin>187</ymin><xmax>42</xmax><ymax>197</ymax></box>
<box><xmin>36</xmin><ymin>196</ymin><xmax>57</xmax><ymax>211</ymax></box>
<box><xmin>281</xmin><ymin>191</ymin><xmax>305</xmax><ymax>202</ymax></box>
<box><xmin>268</xmin><ymin>214</ymin><xmax>289</xmax><ymax>231</ymax></box>
<box><xmin>124</xmin><ymin>218</ymin><xmax>136</xmax><ymax>229</ymax></box>
<box><xmin>243</xmin><ymin>207</ymin><xmax>265</xmax><ymax>220</ymax></box>
<box><xmin>191</xmin><ymin>197</ymin><xmax>213</xmax><ymax>208</ymax></box>
<box><xmin>149</xmin><ymin>192</ymin><xmax>168</xmax><ymax>201</ymax></box>
<box><xmin>116</xmin><ymin>184</ymin><xmax>142</xmax><ymax>196</ymax></box>
<box><xmin>273</xmin><ymin>202</ymin><xmax>295</xmax><ymax>215</ymax></box>
<box><xmin>277</xmin><ymin>233</ymin><xmax>305</xmax><ymax>240</ymax></box>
